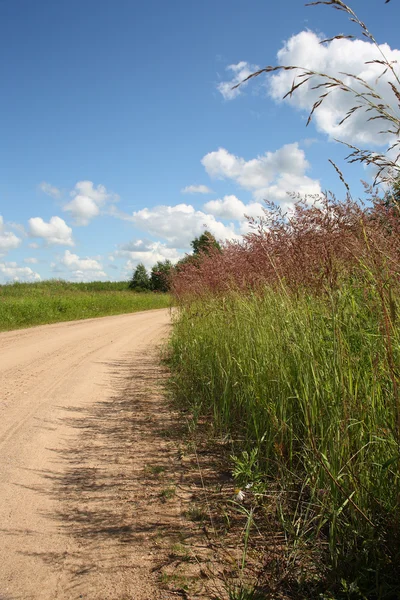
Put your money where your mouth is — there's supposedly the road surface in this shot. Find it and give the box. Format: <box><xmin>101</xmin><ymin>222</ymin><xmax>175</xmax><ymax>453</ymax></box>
<box><xmin>0</xmin><ymin>309</ymin><xmax>176</xmax><ymax>600</ymax></box>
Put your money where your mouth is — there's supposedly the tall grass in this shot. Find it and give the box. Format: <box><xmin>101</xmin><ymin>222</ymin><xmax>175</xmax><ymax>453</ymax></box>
<box><xmin>169</xmin><ymin>193</ymin><xmax>400</xmax><ymax>596</ymax></box>
<box><xmin>170</xmin><ymin>285</ymin><xmax>399</xmax><ymax>592</ymax></box>
<box><xmin>0</xmin><ymin>279</ymin><xmax>171</xmax><ymax>331</ymax></box>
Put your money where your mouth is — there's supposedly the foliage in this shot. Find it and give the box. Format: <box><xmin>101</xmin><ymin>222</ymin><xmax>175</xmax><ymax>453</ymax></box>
<box><xmin>150</xmin><ymin>259</ymin><xmax>172</xmax><ymax>292</ymax></box>
<box><xmin>128</xmin><ymin>262</ymin><xmax>151</xmax><ymax>291</ymax></box>
<box><xmin>173</xmin><ymin>230</ymin><xmax>222</xmax><ymax>275</ymax></box>
<box><xmin>190</xmin><ymin>230</ymin><xmax>221</xmax><ymax>255</ymax></box>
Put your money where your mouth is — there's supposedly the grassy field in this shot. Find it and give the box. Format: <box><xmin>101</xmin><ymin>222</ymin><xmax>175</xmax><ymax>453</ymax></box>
<box><xmin>0</xmin><ymin>280</ymin><xmax>171</xmax><ymax>331</ymax></box>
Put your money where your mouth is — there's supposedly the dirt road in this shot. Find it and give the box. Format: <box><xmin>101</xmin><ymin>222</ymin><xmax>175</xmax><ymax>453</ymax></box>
<box><xmin>0</xmin><ymin>309</ymin><xmax>182</xmax><ymax>600</ymax></box>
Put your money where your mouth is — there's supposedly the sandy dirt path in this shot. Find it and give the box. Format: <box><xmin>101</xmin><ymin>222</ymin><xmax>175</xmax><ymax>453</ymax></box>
<box><xmin>0</xmin><ymin>309</ymin><xmax>184</xmax><ymax>600</ymax></box>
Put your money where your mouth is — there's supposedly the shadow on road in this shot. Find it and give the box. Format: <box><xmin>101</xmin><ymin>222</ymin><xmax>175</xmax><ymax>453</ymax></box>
<box><xmin>12</xmin><ymin>350</ymin><xmax>186</xmax><ymax>590</ymax></box>
<box><xmin>9</xmin><ymin>347</ymin><xmax>234</xmax><ymax>599</ymax></box>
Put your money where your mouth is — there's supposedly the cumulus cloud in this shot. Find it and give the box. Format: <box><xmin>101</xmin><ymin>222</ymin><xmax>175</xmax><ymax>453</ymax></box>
<box><xmin>202</xmin><ymin>143</ymin><xmax>321</xmax><ymax>203</ymax></box>
<box><xmin>63</xmin><ymin>181</ymin><xmax>119</xmax><ymax>225</ymax></box>
<box><xmin>0</xmin><ymin>216</ymin><xmax>22</xmax><ymax>251</ymax></box>
<box><xmin>253</xmin><ymin>172</ymin><xmax>321</xmax><ymax>205</ymax></box>
<box><xmin>181</xmin><ymin>184</ymin><xmax>213</xmax><ymax>194</ymax></box>
<box><xmin>268</xmin><ymin>31</ymin><xmax>400</xmax><ymax>146</ymax></box>
<box><xmin>217</xmin><ymin>61</ymin><xmax>260</xmax><ymax>100</ymax></box>
<box><xmin>131</xmin><ymin>203</ymin><xmax>240</xmax><ymax>248</ymax></box>
<box><xmin>0</xmin><ymin>261</ymin><xmax>41</xmax><ymax>282</ymax></box>
<box><xmin>69</xmin><ymin>270</ymin><xmax>107</xmax><ymax>282</ymax></box>
<box><xmin>203</xmin><ymin>144</ymin><xmax>307</xmax><ymax>188</ymax></box>
<box><xmin>203</xmin><ymin>195</ymin><xmax>264</xmax><ymax>221</ymax></box>
<box><xmin>29</xmin><ymin>216</ymin><xmax>74</xmax><ymax>246</ymax></box>
<box><xmin>39</xmin><ymin>181</ymin><xmax>61</xmax><ymax>199</ymax></box>
<box><xmin>117</xmin><ymin>239</ymin><xmax>182</xmax><ymax>271</ymax></box>
<box><xmin>61</xmin><ymin>250</ymin><xmax>105</xmax><ymax>273</ymax></box>
<box><xmin>54</xmin><ymin>251</ymin><xmax>107</xmax><ymax>281</ymax></box>
<box><xmin>24</xmin><ymin>257</ymin><xmax>38</xmax><ymax>264</ymax></box>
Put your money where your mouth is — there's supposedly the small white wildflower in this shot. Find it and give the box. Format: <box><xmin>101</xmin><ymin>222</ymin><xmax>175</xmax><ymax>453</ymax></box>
<box><xmin>235</xmin><ymin>488</ymin><xmax>245</xmax><ymax>502</ymax></box>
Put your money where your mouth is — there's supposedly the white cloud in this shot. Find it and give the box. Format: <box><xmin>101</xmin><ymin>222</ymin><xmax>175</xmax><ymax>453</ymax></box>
<box><xmin>268</xmin><ymin>31</ymin><xmax>400</xmax><ymax>146</ymax></box>
<box><xmin>29</xmin><ymin>216</ymin><xmax>74</xmax><ymax>246</ymax></box>
<box><xmin>24</xmin><ymin>257</ymin><xmax>38</xmax><ymax>264</ymax></box>
<box><xmin>63</xmin><ymin>181</ymin><xmax>119</xmax><ymax>225</ymax></box>
<box><xmin>0</xmin><ymin>261</ymin><xmax>41</xmax><ymax>282</ymax></box>
<box><xmin>39</xmin><ymin>181</ymin><xmax>61</xmax><ymax>199</ymax></box>
<box><xmin>0</xmin><ymin>216</ymin><xmax>22</xmax><ymax>251</ymax></box>
<box><xmin>181</xmin><ymin>185</ymin><xmax>213</xmax><ymax>194</ymax></box>
<box><xmin>29</xmin><ymin>242</ymin><xmax>40</xmax><ymax>249</ymax></box>
<box><xmin>131</xmin><ymin>203</ymin><xmax>240</xmax><ymax>248</ymax></box>
<box><xmin>117</xmin><ymin>239</ymin><xmax>182</xmax><ymax>271</ymax></box>
<box><xmin>202</xmin><ymin>143</ymin><xmax>321</xmax><ymax>203</ymax></box>
<box><xmin>202</xmin><ymin>144</ymin><xmax>307</xmax><ymax>189</ymax></box>
<box><xmin>55</xmin><ymin>250</ymin><xmax>107</xmax><ymax>282</ymax></box>
<box><xmin>204</xmin><ymin>195</ymin><xmax>264</xmax><ymax>221</ymax></box>
<box><xmin>217</xmin><ymin>61</ymin><xmax>260</xmax><ymax>100</ymax></box>
<box><xmin>68</xmin><ymin>269</ymin><xmax>107</xmax><ymax>282</ymax></box>
<box><xmin>61</xmin><ymin>250</ymin><xmax>105</xmax><ymax>273</ymax></box>
<box><xmin>253</xmin><ymin>172</ymin><xmax>321</xmax><ymax>204</ymax></box>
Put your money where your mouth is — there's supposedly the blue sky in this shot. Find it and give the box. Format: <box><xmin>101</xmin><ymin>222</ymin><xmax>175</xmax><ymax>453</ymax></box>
<box><xmin>0</xmin><ymin>0</ymin><xmax>399</xmax><ymax>282</ymax></box>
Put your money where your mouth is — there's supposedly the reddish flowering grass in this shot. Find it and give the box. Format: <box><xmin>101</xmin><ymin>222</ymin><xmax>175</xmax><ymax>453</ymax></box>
<box><xmin>172</xmin><ymin>193</ymin><xmax>400</xmax><ymax>301</ymax></box>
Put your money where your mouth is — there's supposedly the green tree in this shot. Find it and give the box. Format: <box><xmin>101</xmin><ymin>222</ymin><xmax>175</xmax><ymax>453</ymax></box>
<box><xmin>150</xmin><ymin>259</ymin><xmax>172</xmax><ymax>292</ymax></box>
<box><xmin>173</xmin><ymin>231</ymin><xmax>222</xmax><ymax>274</ymax></box>
<box><xmin>190</xmin><ymin>231</ymin><xmax>221</xmax><ymax>255</ymax></box>
<box><xmin>128</xmin><ymin>263</ymin><xmax>150</xmax><ymax>291</ymax></box>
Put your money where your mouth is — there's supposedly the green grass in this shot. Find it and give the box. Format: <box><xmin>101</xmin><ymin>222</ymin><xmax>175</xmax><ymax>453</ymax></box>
<box><xmin>169</xmin><ymin>284</ymin><xmax>400</xmax><ymax>598</ymax></box>
<box><xmin>0</xmin><ymin>279</ymin><xmax>171</xmax><ymax>331</ymax></box>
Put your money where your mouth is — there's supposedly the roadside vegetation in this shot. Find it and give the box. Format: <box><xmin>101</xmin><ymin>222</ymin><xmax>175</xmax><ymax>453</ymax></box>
<box><xmin>0</xmin><ymin>279</ymin><xmax>171</xmax><ymax>331</ymax></box>
<box><xmin>168</xmin><ymin>2</ymin><xmax>400</xmax><ymax>598</ymax></box>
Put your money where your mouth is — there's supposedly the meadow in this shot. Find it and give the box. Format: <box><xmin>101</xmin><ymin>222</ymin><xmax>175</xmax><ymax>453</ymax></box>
<box><xmin>0</xmin><ymin>279</ymin><xmax>171</xmax><ymax>331</ymax></box>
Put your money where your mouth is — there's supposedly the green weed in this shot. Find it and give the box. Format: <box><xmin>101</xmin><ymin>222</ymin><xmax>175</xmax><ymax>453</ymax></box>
<box><xmin>159</xmin><ymin>486</ymin><xmax>176</xmax><ymax>502</ymax></box>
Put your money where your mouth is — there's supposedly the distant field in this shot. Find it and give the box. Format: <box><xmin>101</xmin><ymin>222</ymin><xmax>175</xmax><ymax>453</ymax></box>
<box><xmin>0</xmin><ymin>280</ymin><xmax>171</xmax><ymax>331</ymax></box>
